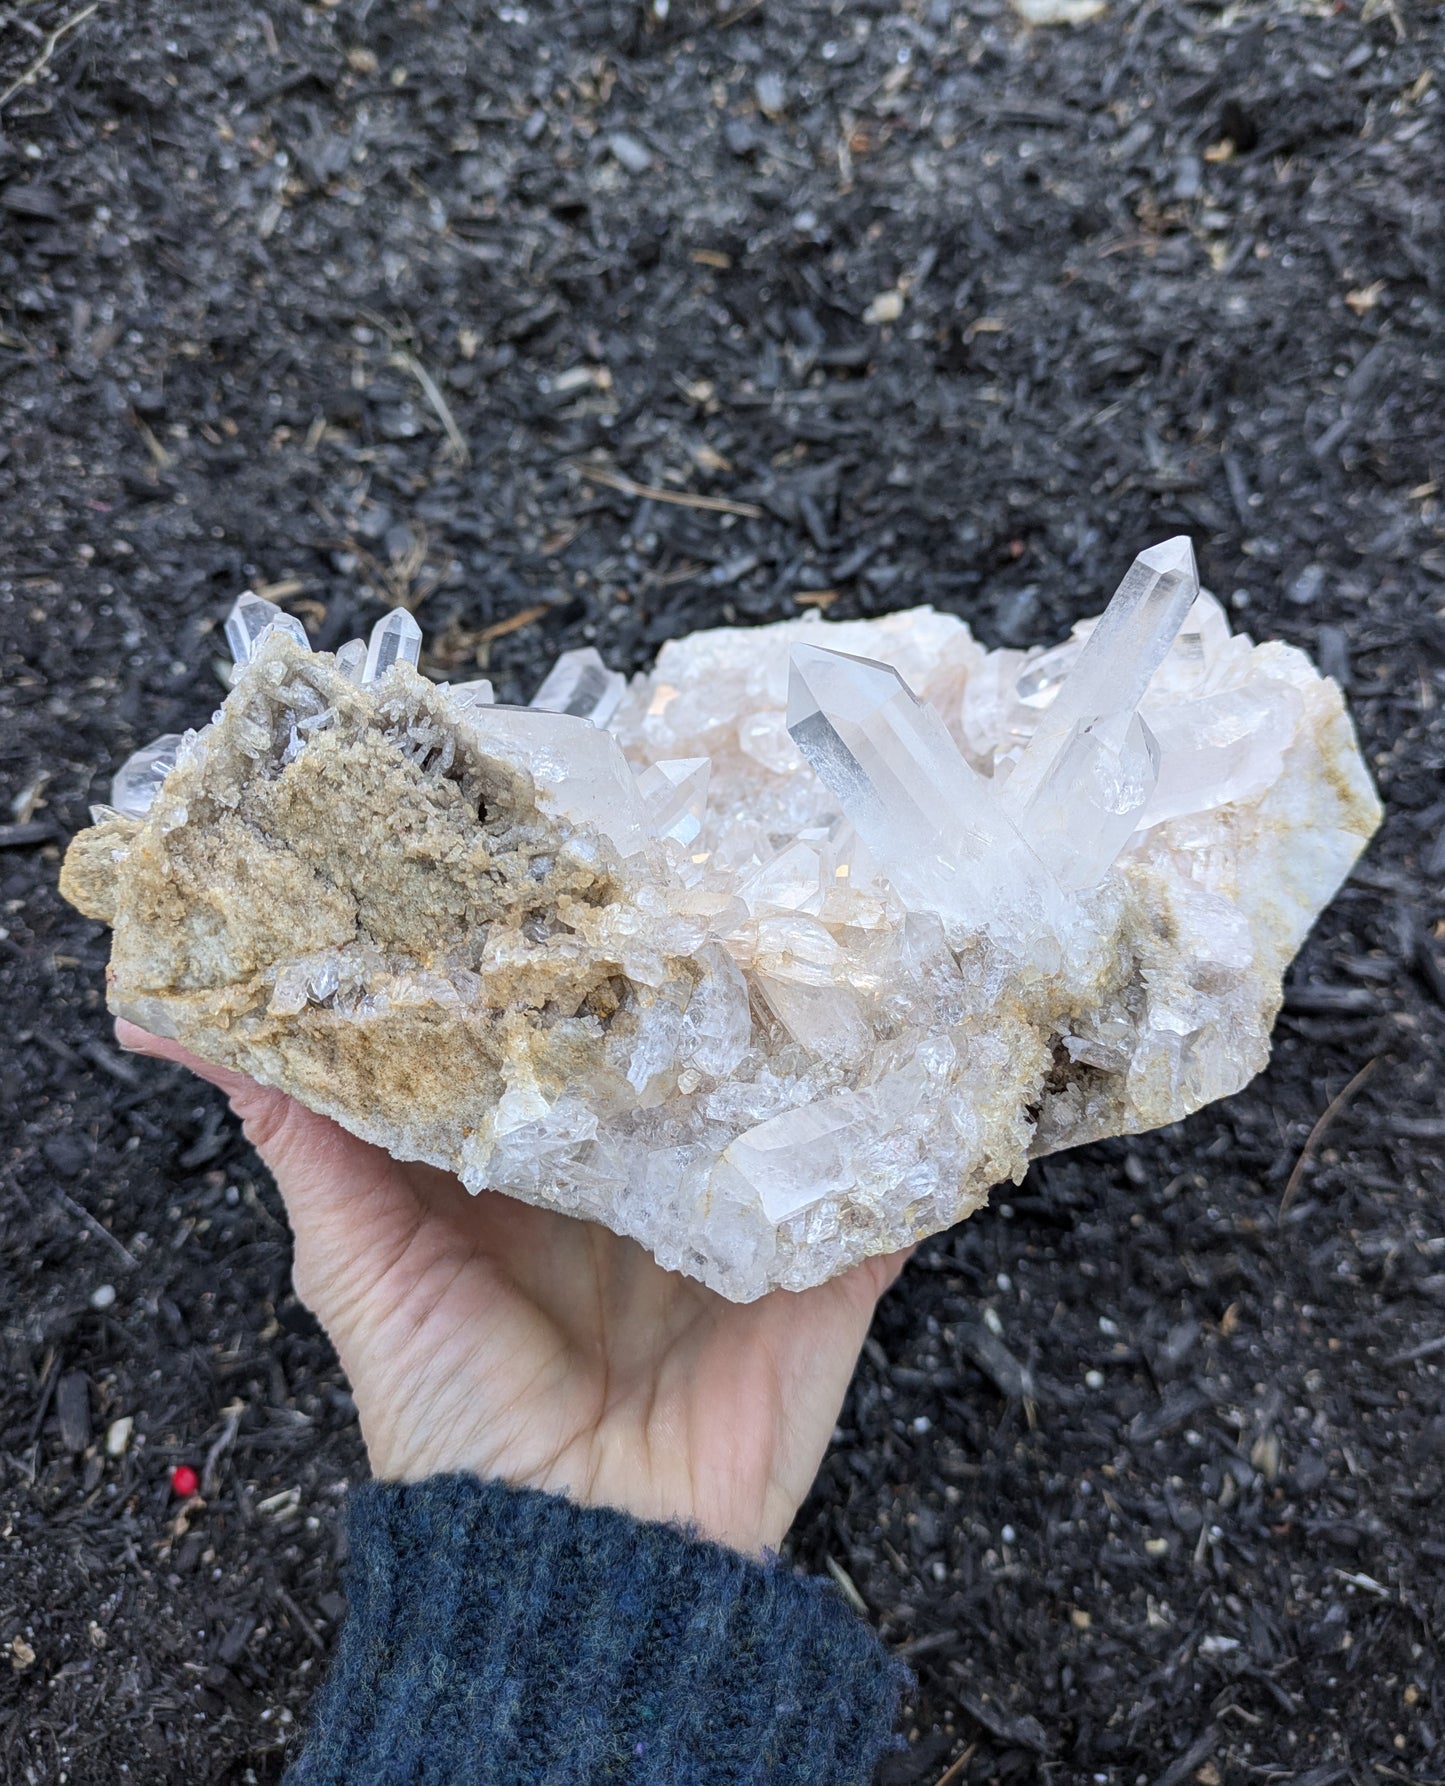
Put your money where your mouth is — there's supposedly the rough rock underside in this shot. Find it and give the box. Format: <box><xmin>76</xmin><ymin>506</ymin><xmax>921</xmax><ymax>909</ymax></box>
<box><xmin>61</xmin><ymin>542</ymin><xmax>1381</xmax><ymax>1300</ymax></box>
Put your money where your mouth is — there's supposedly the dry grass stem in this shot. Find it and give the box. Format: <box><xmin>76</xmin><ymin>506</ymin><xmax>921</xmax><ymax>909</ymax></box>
<box><xmin>0</xmin><ymin>0</ymin><xmax>102</xmax><ymax>113</ymax></box>
<box><xmin>570</xmin><ymin>461</ymin><xmax>763</xmax><ymax>519</ymax></box>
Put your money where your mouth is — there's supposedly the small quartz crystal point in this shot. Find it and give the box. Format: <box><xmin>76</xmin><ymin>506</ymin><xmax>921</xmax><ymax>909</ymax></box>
<box><xmin>448</xmin><ymin>678</ymin><xmax>495</xmax><ymax>712</ymax></box>
<box><xmin>225</xmin><ymin>592</ymin><xmax>309</xmax><ymax>666</ymax></box>
<box><xmin>636</xmin><ymin>757</ymin><xmax>710</xmax><ymax>846</ymax></box>
<box><xmin>335</xmin><ymin>638</ymin><xmax>366</xmax><ymax>684</ymax></box>
<box><xmin>530</xmin><ymin>646</ymin><xmax>626</xmax><ymax>728</ymax></box>
<box><xmin>111</xmin><ymin>733</ymin><xmax>185</xmax><ymax>818</ymax></box>
<box><xmin>362</xmin><ymin>607</ymin><xmax>423</xmax><ymax>686</ymax></box>
<box><xmin>59</xmin><ymin>543</ymin><xmax>1382</xmax><ymax>1303</ymax></box>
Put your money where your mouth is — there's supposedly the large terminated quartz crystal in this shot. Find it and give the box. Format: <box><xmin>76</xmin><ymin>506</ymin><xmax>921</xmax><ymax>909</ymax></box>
<box><xmin>61</xmin><ymin>551</ymin><xmax>1381</xmax><ymax>1300</ymax></box>
<box><xmin>996</xmin><ymin>536</ymin><xmax>1197</xmax><ymax>889</ymax></box>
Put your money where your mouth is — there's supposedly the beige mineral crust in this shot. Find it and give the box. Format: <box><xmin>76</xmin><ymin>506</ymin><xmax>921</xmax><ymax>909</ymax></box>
<box><xmin>61</xmin><ymin>554</ymin><xmax>1381</xmax><ymax>1301</ymax></box>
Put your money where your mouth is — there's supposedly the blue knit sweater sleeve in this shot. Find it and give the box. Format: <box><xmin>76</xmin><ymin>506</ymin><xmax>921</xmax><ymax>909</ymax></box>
<box><xmin>282</xmin><ymin>1474</ymin><xmax>908</xmax><ymax>1785</ymax></box>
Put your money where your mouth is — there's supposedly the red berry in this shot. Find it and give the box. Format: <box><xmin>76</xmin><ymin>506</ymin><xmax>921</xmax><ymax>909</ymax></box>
<box><xmin>170</xmin><ymin>1465</ymin><xmax>200</xmax><ymax>1498</ymax></box>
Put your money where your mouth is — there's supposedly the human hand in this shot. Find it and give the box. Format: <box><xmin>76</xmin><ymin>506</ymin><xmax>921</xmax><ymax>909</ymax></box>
<box><xmin>117</xmin><ymin>1022</ymin><xmax>911</xmax><ymax>1556</ymax></box>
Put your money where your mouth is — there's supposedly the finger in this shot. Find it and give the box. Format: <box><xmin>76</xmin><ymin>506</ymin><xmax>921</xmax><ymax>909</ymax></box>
<box><xmin>118</xmin><ymin>1020</ymin><xmax>282</xmax><ymax>1113</ymax></box>
<box><xmin>821</xmin><ymin>1243</ymin><xmax>917</xmax><ymax>1322</ymax></box>
<box><xmin>870</xmin><ymin>1243</ymin><xmax>918</xmax><ymax>1297</ymax></box>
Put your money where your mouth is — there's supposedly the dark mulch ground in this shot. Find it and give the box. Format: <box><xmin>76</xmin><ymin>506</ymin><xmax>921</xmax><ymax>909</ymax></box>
<box><xmin>2</xmin><ymin>0</ymin><xmax>1442</xmax><ymax>1779</ymax></box>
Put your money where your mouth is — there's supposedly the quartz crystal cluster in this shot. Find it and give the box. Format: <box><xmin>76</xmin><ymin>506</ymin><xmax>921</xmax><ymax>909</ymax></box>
<box><xmin>61</xmin><ymin>541</ymin><xmax>1381</xmax><ymax>1299</ymax></box>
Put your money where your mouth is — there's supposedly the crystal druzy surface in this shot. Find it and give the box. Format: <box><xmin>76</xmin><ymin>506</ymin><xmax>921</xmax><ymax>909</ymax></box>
<box><xmin>61</xmin><ymin>545</ymin><xmax>1381</xmax><ymax>1300</ymax></box>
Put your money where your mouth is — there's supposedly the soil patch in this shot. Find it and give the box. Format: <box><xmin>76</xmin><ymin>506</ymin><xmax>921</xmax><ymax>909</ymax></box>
<box><xmin>2</xmin><ymin>0</ymin><xmax>1442</xmax><ymax>1779</ymax></box>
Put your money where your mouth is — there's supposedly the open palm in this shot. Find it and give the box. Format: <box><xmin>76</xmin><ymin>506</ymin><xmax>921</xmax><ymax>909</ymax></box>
<box><xmin>118</xmin><ymin>1021</ymin><xmax>910</xmax><ymax>1555</ymax></box>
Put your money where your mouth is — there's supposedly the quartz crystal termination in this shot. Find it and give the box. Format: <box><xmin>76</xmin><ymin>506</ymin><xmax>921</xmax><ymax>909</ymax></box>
<box><xmin>531</xmin><ymin>646</ymin><xmax>627</xmax><ymax>728</ymax></box>
<box><xmin>110</xmin><ymin>734</ymin><xmax>185</xmax><ymax>819</ymax></box>
<box><xmin>363</xmin><ymin>607</ymin><xmax>422</xmax><ymax>685</ymax></box>
<box><xmin>225</xmin><ymin>591</ymin><xmax>308</xmax><ymax>665</ymax></box>
<box><xmin>635</xmin><ymin>757</ymin><xmax>711</xmax><ymax>846</ymax></box>
<box><xmin>60</xmin><ymin>541</ymin><xmax>1382</xmax><ymax>1301</ymax></box>
<box><xmin>785</xmin><ymin>643</ymin><xmax>1063</xmax><ymax>945</ymax></box>
<box><xmin>998</xmin><ymin>536</ymin><xmax>1197</xmax><ymax>890</ymax></box>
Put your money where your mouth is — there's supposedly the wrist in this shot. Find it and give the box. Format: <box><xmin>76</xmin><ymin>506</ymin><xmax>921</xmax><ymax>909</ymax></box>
<box><xmin>286</xmin><ymin>1475</ymin><xmax>908</xmax><ymax>1786</ymax></box>
<box><xmin>362</xmin><ymin>1444</ymin><xmax>785</xmax><ymax>1560</ymax></box>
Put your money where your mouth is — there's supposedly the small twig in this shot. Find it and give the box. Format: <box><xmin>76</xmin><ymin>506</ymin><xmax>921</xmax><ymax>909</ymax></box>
<box><xmin>715</xmin><ymin>0</ymin><xmax>764</xmax><ymax>25</ymax></box>
<box><xmin>930</xmin><ymin>1745</ymin><xmax>978</xmax><ymax>1786</ymax></box>
<box><xmin>313</xmin><ymin>536</ymin><xmax>399</xmax><ymax>604</ymax></box>
<box><xmin>26</xmin><ymin>1349</ymin><xmax>61</xmax><ymax>1445</ymax></box>
<box><xmin>643</xmin><ymin>559</ymin><xmax>704</xmax><ymax>590</ymax></box>
<box><xmin>0</xmin><ymin>819</ymin><xmax>54</xmax><ymax>847</ymax></box>
<box><xmin>54</xmin><ymin>1189</ymin><xmax>138</xmax><ymax>1270</ymax></box>
<box><xmin>353</xmin><ymin>309</ymin><xmax>469</xmax><ymax>465</ymax></box>
<box><xmin>1386</xmin><ymin>1334</ymin><xmax>1445</xmax><ymax>1367</ymax></box>
<box><xmin>132</xmin><ymin>411</ymin><xmax>174</xmax><ymax>471</ymax></box>
<box><xmin>1279</xmin><ymin>1056</ymin><xmax>1380</xmax><ymax>1216</ymax></box>
<box><xmin>242</xmin><ymin>1181</ymin><xmax>286</xmax><ymax>1234</ymax></box>
<box><xmin>474</xmin><ymin>602</ymin><xmax>549</xmax><ymax>644</ymax></box>
<box><xmin>569</xmin><ymin>461</ymin><xmax>763</xmax><ymax>519</ymax></box>
<box><xmin>313</xmin><ymin>535</ymin><xmax>430</xmax><ymax>609</ymax></box>
<box><xmin>0</xmin><ymin>1</ymin><xmax>102</xmax><ymax>115</ymax></box>
<box><xmin>273</xmin><ymin>1583</ymin><xmax>326</xmax><ymax>1652</ymax></box>
<box><xmin>824</xmin><ymin>1555</ymin><xmax>868</xmax><ymax>1615</ymax></box>
<box><xmin>79</xmin><ymin>1038</ymin><xmax>143</xmax><ymax>1088</ymax></box>
<box><xmin>201</xmin><ymin>1400</ymin><xmax>245</xmax><ymax>1497</ymax></box>
<box><xmin>389</xmin><ymin>349</ymin><xmax>469</xmax><ymax>465</ymax></box>
<box><xmin>1332</xmin><ymin>1567</ymin><xmax>1391</xmax><ymax>1597</ymax></box>
<box><xmin>426</xmin><ymin>603</ymin><xmax>553</xmax><ymax>673</ymax></box>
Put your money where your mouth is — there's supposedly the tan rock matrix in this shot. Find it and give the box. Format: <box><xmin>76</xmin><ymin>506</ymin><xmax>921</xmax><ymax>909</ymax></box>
<box><xmin>62</xmin><ymin>544</ymin><xmax>1381</xmax><ymax>1300</ymax></box>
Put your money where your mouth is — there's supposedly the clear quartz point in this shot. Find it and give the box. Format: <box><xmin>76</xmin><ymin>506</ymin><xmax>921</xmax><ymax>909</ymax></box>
<box><xmin>786</xmin><ymin>642</ymin><xmax>1059</xmax><ymax>936</ymax></box>
<box><xmin>1001</xmin><ymin>537</ymin><xmax>1198</xmax><ymax>811</ymax></box>
<box><xmin>738</xmin><ymin>840</ymin><xmax>827</xmax><ymax>915</ymax></box>
<box><xmin>1014</xmin><ymin>642</ymin><xmax>1074</xmax><ymax>709</ymax></box>
<box><xmin>225</xmin><ymin>592</ymin><xmax>309</xmax><ymax>665</ymax></box>
<box><xmin>447</xmin><ymin>678</ymin><xmax>495</xmax><ymax>713</ymax></box>
<box><xmin>636</xmin><ymin>757</ymin><xmax>710</xmax><ymax>846</ymax></box>
<box><xmin>723</xmin><ymin>1095</ymin><xmax>863</xmax><ymax>1222</ymax></box>
<box><xmin>335</xmin><ymin>638</ymin><xmax>366</xmax><ymax>684</ymax></box>
<box><xmin>1012</xmin><ymin>709</ymin><xmax>1162</xmax><ymax>889</ymax></box>
<box><xmin>530</xmin><ymin>647</ymin><xmax>626</xmax><ymax>728</ymax></box>
<box><xmin>112</xmin><ymin>733</ymin><xmax>185</xmax><ymax>817</ymax></box>
<box><xmin>753</xmin><ymin>914</ymin><xmax>868</xmax><ymax>1063</ymax></box>
<box><xmin>362</xmin><ymin>608</ymin><xmax>423</xmax><ymax>687</ymax></box>
<box><xmin>1162</xmin><ymin>597</ymin><xmax>1217</xmax><ymax>692</ymax></box>
<box><xmin>998</xmin><ymin>536</ymin><xmax>1199</xmax><ymax>886</ymax></box>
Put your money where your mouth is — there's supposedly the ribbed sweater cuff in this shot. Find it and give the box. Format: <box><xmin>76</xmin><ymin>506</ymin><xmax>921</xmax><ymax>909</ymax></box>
<box><xmin>283</xmin><ymin>1473</ymin><xmax>907</xmax><ymax>1786</ymax></box>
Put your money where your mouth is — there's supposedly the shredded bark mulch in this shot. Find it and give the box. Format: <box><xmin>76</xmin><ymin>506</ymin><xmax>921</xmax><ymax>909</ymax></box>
<box><xmin>1</xmin><ymin>0</ymin><xmax>1442</xmax><ymax>1780</ymax></box>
